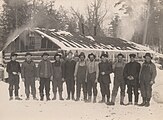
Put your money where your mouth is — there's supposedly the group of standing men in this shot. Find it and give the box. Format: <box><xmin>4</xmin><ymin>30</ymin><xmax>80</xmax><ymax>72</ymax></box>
<box><xmin>6</xmin><ymin>51</ymin><xmax>157</xmax><ymax>107</ymax></box>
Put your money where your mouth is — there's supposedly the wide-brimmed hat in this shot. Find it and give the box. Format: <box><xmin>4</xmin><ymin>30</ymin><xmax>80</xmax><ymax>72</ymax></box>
<box><xmin>117</xmin><ymin>53</ymin><xmax>125</xmax><ymax>58</ymax></box>
<box><xmin>100</xmin><ymin>53</ymin><xmax>108</xmax><ymax>58</ymax></box>
<box><xmin>42</xmin><ymin>52</ymin><xmax>49</xmax><ymax>57</ymax></box>
<box><xmin>79</xmin><ymin>52</ymin><xmax>85</xmax><ymax>58</ymax></box>
<box><xmin>129</xmin><ymin>54</ymin><xmax>136</xmax><ymax>58</ymax></box>
<box><xmin>11</xmin><ymin>52</ymin><xmax>18</xmax><ymax>57</ymax></box>
<box><xmin>143</xmin><ymin>53</ymin><xmax>153</xmax><ymax>59</ymax></box>
<box><xmin>25</xmin><ymin>52</ymin><xmax>32</xmax><ymax>56</ymax></box>
<box><xmin>88</xmin><ymin>53</ymin><xmax>96</xmax><ymax>59</ymax></box>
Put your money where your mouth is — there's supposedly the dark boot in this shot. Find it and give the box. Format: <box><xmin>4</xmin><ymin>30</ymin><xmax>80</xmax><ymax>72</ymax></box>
<box><xmin>139</xmin><ymin>97</ymin><xmax>146</xmax><ymax>106</ymax></box>
<box><xmin>120</xmin><ymin>96</ymin><xmax>125</xmax><ymax>105</ymax></box>
<box><xmin>84</xmin><ymin>94</ymin><xmax>87</xmax><ymax>102</ymax></box>
<box><xmin>107</xmin><ymin>96</ymin><xmax>115</xmax><ymax>105</ymax></box>
<box><xmin>59</xmin><ymin>92</ymin><xmax>64</xmax><ymax>100</ymax></box>
<box><xmin>52</xmin><ymin>93</ymin><xmax>57</xmax><ymax>100</ymax></box>
<box><xmin>66</xmin><ymin>95</ymin><xmax>70</xmax><ymax>100</ymax></box>
<box><xmin>40</xmin><ymin>96</ymin><xmax>44</xmax><ymax>101</ymax></box>
<box><xmin>145</xmin><ymin>98</ymin><xmax>150</xmax><ymax>107</ymax></box>
<box><xmin>107</xmin><ymin>96</ymin><xmax>110</xmax><ymax>103</ymax></box>
<box><xmin>99</xmin><ymin>96</ymin><xmax>105</xmax><ymax>103</ymax></box>
<box><xmin>46</xmin><ymin>96</ymin><xmax>51</xmax><ymax>101</ymax></box>
<box><xmin>9</xmin><ymin>96</ymin><xmax>13</xmax><ymax>101</ymax></box>
<box><xmin>75</xmin><ymin>97</ymin><xmax>80</xmax><ymax>101</ymax></box>
<box><xmin>72</xmin><ymin>94</ymin><xmax>75</xmax><ymax>100</ymax></box>
<box><xmin>15</xmin><ymin>96</ymin><xmax>22</xmax><ymax>100</ymax></box>
<box><xmin>87</xmin><ymin>96</ymin><xmax>91</xmax><ymax>103</ymax></box>
<box><xmin>93</xmin><ymin>96</ymin><xmax>97</xmax><ymax>103</ymax></box>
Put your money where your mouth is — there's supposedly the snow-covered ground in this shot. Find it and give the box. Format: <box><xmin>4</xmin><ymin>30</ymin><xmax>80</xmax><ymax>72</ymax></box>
<box><xmin>0</xmin><ymin>66</ymin><xmax>163</xmax><ymax>120</ymax></box>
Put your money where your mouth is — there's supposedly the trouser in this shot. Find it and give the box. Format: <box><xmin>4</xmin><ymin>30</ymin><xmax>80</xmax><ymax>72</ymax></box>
<box><xmin>100</xmin><ymin>82</ymin><xmax>110</xmax><ymax>98</ymax></box>
<box><xmin>24</xmin><ymin>78</ymin><xmax>36</xmax><ymax>98</ymax></box>
<box><xmin>66</xmin><ymin>79</ymin><xmax>75</xmax><ymax>97</ymax></box>
<box><xmin>87</xmin><ymin>73</ymin><xmax>97</xmax><ymax>97</ymax></box>
<box><xmin>140</xmin><ymin>80</ymin><xmax>152</xmax><ymax>99</ymax></box>
<box><xmin>8</xmin><ymin>75</ymin><xmax>20</xmax><ymax>97</ymax></box>
<box><xmin>111</xmin><ymin>79</ymin><xmax>125</xmax><ymax>103</ymax></box>
<box><xmin>76</xmin><ymin>81</ymin><xmax>87</xmax><ymax>99</ymax></box>
<box><xmin>127</xmin><ymin>82</ymin><xmax>139</xmax><ymax>103</ymax></box>
<box><xmin>39</xmin><ymin>78</ymin><xmax>50</xmax><ymax>98</ymax></box>
<box><xmin>52</xmin><ymin>80</ymin><xmax>63</xmax><ymax>93</ymax></box>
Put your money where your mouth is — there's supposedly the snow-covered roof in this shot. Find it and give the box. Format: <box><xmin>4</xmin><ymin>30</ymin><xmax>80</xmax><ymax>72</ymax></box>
<box><xmin>2</xmin><ymin>28</ymin><xmax>154</xmax><ymax>53</ymax></box>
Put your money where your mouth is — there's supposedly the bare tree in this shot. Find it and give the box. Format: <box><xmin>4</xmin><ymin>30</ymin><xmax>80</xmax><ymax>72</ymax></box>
<box><xmin>71</xmin><ymin>0</ymin><xmax>107</xmax><ymax>36</ymax></box>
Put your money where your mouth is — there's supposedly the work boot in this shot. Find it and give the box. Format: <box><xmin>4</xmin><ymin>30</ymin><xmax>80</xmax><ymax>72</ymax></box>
<box><xmin>33</xmin><ymin>97</ymin><xmax>38</xmax><ymax>101</ymax></box>
<box><xmin>46</xmin><ymin>96</ymin><xmax>51</xmax><ymax>101</ymax></box>
<box><xmin>107</xmin><ymin>96</ymin><xmax>110</xmax><ymax>103</ymax></box>
<box><xmin>25</xmin><ymin>97</ymin><xmax>30</xmax><ymax>100</ymax></box>
<box><xmin>134</xmin><ymin>102</ymin><xmax>138</xmax><ymax>105</ymax></box>
<box><xmin>120</xmin><ymin>96</ymin><xmax>125</xmax><ymax>105</ymax></box>
<box><xmin>93</xmin><ymin>96</ymin><xmax>97</xmax><ymax>103</ymax></box>
<box><xmin>106</xmin><ymin>101</ymin><xmax>115</xmax><ymax>105</ymax></box>
<box><xmin>9</xmin><ymin>96</ymin><xmax>13</xmax><ymax>100</ymax></box>
<box><xmin>75</xmin><ymin>97</ymin><xmax>80</xmax><ymax>101</ymax></box>
<box><xmin>59</xmin><ymin>92</ymin><xmax>64</xmax><ymax>100</ymax></box>
<box><xmin>87</xmin><ymin>96</ymin><xmax>91</xmax><ymax>103</ymax></box>
<box><xmin>145</xmin><ymin>98</ymin><xmax>150</xmax><ymax>107</ymax></box>
<box><xmin>139</xmin><ymin>97</ymin><xmax>146</xmax><ymax>106</ymax></box>
<box><xmin>52</xmin><ymin>93</ymin><xmax>57</xmax><ymax>100</ymax></box>
<box><xmin>125</xmin><ymin>102</ymin><xmax>133</xmax><ymax>105</ymax></box>
<box><xmin>15</xmin><ymin>96</ymin><xmax>22</xmax><ymax>100</ymax></box>
<box><xmin>40</xmin><ymin>96</ymin><xmax>44</xmax><ymax>101</ymax></box>
<box><xmin>66</xmin><ymin>93</ymin><xmax>70</xmax><ymax>100</ymax></box>
<box><xmin>72</xmin><ymin>94</ymin><xmax>75</xmax><ymax>100</ymax></box>
<box><xmin>99</xmin><ymin>96</ymin><xmax>105</xmax><ymax>103</ymax></box>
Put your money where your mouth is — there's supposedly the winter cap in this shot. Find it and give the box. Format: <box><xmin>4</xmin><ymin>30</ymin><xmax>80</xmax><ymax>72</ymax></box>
<box><xmin>11</xmin><ymin>52</ymin><xmax>18</xmax><ymax>57</ymax></box>
<box><xmin>25</xmin><ymin>52</ymin><xmax>32</xmax><ymax>56</ymax></box>
<box><xmin>129</xmin><ymin>54</ymin><xmax>136</xmax><ymax>58</ymax></box>
<box><xmin>117</xmin><ymin>53</ymin><xmax>125</xmax><ymax>58</ymax></box>
<box><xmin>100</xmin><ymin>53</ymin><xmax>108</xmax><ymax>58</ymax></box>
<box><xmin>42</xmin><ymin>52</ymin><xmax>49</xmax><ymax>57</ymax></box>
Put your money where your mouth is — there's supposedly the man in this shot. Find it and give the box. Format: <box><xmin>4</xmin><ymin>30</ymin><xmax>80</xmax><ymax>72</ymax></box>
<box><xmin>139</xmin><ymin>53</ymin><xmax>157</xmax><ymax>107</ymax></box>
<box><xmin>21</xmin><ymin>52</ymin><xmax>38</xmax><ymax>100</ymax></box>
<box><xmin>74</xmin><ymin>52</ymin><xmax>87</xmax><ymax>102</ymax></box>
<box><xmin>63</xmin><ymin>51</ymin><xmax>76</xmax><ymax>100</ymax></box>
<box><xmin>123</xmin><ymin>54</ymin><xmax>141</xmax><ymax>105</ymax></box>
<box><xmin>38</xmin><ymin>52</ymin><xmax>53</xmax><ymax>101</ymax></box>
<box><xmin>6</xmin><ymin>52</ymin><xmax>22</xmax><ymax>100</ymax></box>
<box><xmin>98</xmin><ymin>53</ymin><xmax>113</xmax><ymax>103</ymax></box>
<box><xmin>86</xmin><ymin>53</ymin><xmax>99</xmax><ymax>103</ymax></box>
<box><xmin>107</xmin><ymin>53</ymin><xmax>126</xmax><ymax>105</ymax></box>
<box><xmin>52</xmin><ymin>53</ymin><xmax>64</xmax><ymax>100</ymax></box>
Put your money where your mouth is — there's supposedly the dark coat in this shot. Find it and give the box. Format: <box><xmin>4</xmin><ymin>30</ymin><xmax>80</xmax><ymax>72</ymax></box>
<box><xmin>21</xmin><ymin>60</ymin><xmax>36</xmax><ymax>79</ymax></box>
<box><xmin>38</xmin><ymin>59</ymin><xmax>53</xmax><ymax>78</ymax></box>
<box><xmin>98</xmin><ymin>61</ymin><xmax>113</xmax><ymax>84</ymax></box>
<box><xmin>6</xmin><ymin>60</ymin><xmax>21</xmax><ymax>75</ymax></box>
<box><xmin>63</xmin><ymin>59</ymin><xmax>76</xmax><ymax>80</ymax></box>
<box><xmin>123</xmin><ymin>61</ymin><xmax>141</xmax><ymax>85</ymax></box>
<box><xmin>52</xmin><ymin>61</ymin><xmax>64</xmax><ymax>81</ymax></box>
<box><xmin>139</xmin><ymin>61</ymin><xmax>157</xmax><ymax>83</ymax></box>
